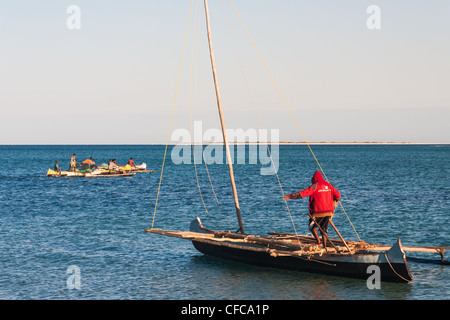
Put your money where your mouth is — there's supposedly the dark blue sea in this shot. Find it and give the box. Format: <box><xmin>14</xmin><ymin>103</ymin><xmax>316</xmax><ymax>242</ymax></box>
<box><xmin>0</xmin><ymin>144</ymin><xmax>448</xmax><ymax>300</ymax></box>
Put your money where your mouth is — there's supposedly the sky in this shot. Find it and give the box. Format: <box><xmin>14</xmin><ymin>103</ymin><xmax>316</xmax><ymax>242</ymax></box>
<box><xmin>0</xmin><ymin>0</ymin><xmax>449</xmax><ymax>144</ymax></box>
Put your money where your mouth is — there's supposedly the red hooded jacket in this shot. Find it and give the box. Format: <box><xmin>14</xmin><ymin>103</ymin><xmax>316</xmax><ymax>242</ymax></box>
<box><xmin>287</xmin><ymin>171</ymin><xmax>341</xmax><ymax>217</ymax></box>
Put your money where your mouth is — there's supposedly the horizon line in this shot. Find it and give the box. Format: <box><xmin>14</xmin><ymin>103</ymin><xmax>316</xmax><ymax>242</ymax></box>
<box><xmin>0</xmin><ymin>142</ymin><xmax>449</xmax><ymax>146</ymax></box>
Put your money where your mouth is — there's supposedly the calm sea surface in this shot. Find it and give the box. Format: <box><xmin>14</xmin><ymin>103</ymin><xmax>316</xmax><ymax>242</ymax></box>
<box><xmin>0</xmin><ymin>144</ymin><xmax>448</xmax><ymax>300</ymax></box>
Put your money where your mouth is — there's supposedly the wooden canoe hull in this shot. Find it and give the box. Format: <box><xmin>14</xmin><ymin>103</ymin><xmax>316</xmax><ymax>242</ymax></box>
<box><xmin>191</xmin><ymin>240</ymin><xmax>411</xmax><ymax>283</ymax></box>
<box><xmin>84</xmin><ymin>172</ymin><xmax>136</xmax><ymax>178</ymax></box>
<box><xmin>189</xmin><ymin>218</ymin><xmax>413</xmax><ymax>283</ymax></box>
<box><xmin>47</xmin><ymin>168</ymin><xmax>136</xmax><ymax>178</ymax></box>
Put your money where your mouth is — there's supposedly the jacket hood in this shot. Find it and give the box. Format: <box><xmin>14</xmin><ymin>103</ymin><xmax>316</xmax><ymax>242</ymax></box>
<box><xmin>311</xmin><ymin>171</ymin><xmax>324</xmax><ymax>184</ymax></box>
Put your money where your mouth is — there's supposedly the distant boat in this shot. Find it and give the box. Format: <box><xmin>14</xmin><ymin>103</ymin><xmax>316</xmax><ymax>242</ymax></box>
<box><xmin>146</xmin><ymin>0</ymin><xmax>447</xmax><ymax>282</ymax></box>
<box><xmin>47</xmin><ymin>168</ymin><xmax>136</xmax><ymax>178</ymax></box>
<box><xmin>47</xmin><ymin>162</ymin><xmax>153</xmax><ymax>178</ymax></box>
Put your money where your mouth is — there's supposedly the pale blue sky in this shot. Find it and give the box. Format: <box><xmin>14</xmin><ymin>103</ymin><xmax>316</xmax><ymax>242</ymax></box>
<box><xmin>0</xmin><ymin>0</ymin><xmax>449</xmax><ymax>144</ymax></box>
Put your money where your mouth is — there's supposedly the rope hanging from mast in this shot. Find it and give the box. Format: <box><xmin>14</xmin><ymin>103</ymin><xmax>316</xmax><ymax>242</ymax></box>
<box><xmin>218</xmin><ymin>0</ymin><xmax>301</xmax><ymax>240</ymax></box>
<box><xmin>204</xmin><ymin>0</ymin><xmax>245</xmax><ymax>234</ymax></box>
<box><xmin>227</xmin><ymin>0</ymin><xmax>361</xmax><ymax>241</ymax></box>
<box><xmin>149</xmin><ymin>0</ymin><xmax>194</xmax><ymax>231</ymax></box>
<box><xmin>188</xmin><ymin>0</ymin><xmax>233</xmax><ymax>230</ymax></box>
<box><xmin>152</xmin><ymin>0</ymin><xmax>361</xmax><ymax>243</ymax></box>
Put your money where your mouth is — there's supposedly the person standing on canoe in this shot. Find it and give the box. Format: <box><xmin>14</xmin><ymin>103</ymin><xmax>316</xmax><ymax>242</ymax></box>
<box><xmin>69</xmin><ymin>154</ymin><xmax>77</xmax><ymax>172</ymax></box>
<box><xmin>283</xmin><ymin>171</ymin><xmax>340</xmax><ymax>248</ymax></box>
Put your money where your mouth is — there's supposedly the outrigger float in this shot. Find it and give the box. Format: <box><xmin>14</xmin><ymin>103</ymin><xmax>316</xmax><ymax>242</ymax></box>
<box><xmin>47</xmin><ymin>163</ymin><xmax>154</xmax><ymax>178</ymax></box>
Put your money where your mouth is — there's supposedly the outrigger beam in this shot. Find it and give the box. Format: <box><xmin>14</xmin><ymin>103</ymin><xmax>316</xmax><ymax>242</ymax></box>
<box><xmin>367</xmin><ymin>244</ymin><xmax>449</xmax><ymax>263</ymax></box>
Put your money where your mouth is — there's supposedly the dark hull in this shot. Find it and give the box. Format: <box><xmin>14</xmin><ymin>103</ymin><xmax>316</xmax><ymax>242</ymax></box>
<box><xmin>192</xmin><ymin>240</ymin><xmax>412</xmax><ymax>283</ymax></box>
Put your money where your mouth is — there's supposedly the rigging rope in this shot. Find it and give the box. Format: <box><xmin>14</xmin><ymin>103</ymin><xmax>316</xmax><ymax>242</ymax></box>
<box><xmin>219</xmin><ymin>0</ymin><xmax>300</xmax><ymax>239</ymax></box>
<box><xmin>189</xmin><ymin>0</ymin><xmax>235</xmax><ymax>229</ymax></box>
<box><xmin>228</xmin><ymin>0</ymin><xmax>361</xmax><ymax>241</ymax></box>
<box><xmin>188</xmin><ymin>0</ymin><xmax>227</xmax><ymax>230</ymax></box>
<box><xmin>191</xmin><ymin>2</ymin><xmax>224</xmax><ymax>215</ymax></box>
<box><xmin>190</xmin><ymin>0</ymin><xmax>212</xmax><ymax>224</ymax></box>
<box><xmin>384</xmin><ymin>252</ymin><xmax>410</xmax><ymax>282</ymax></box>
<box><xmin>152</xmin><ymin>0</ymin><xmax>361</xmax><ymax>242</ymax></box>
<box><xmin>150</xmin><ymin>0</ymin><xmax>194</xmax><ymax>230</ymax></box>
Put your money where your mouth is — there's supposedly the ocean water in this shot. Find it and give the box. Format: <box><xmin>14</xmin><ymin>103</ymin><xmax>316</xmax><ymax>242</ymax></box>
<box><xmin>0</xmin><ymin>144</ymin><xmax>448</xmax><ymax>300</ymax></box>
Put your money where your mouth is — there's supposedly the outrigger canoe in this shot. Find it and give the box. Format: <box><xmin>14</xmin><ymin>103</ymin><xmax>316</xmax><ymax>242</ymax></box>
<box><xmin>147</xmin><ymin>218</ymin><xmax>416</xmax><ymax>283</ymax></box>
<box><xmin>47</xmin><ymin>162</ymin><xmax>153</xmax><ymax>178</ymax></box>
<box><xmin>47</xmin><ymin>168</ymin><xmax>136</xmax><ymax>178</ymax></box>
<box><xmin>146</xmin><ymin>0</ymin><xmax>448</xmax><ymax>284</ymax></box>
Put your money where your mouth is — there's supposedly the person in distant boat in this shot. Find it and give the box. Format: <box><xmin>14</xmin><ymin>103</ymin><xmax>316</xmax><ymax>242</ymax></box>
<box><xmin>69</xmin><ymin>154</ymin><xmax>76</xmax><ymax>172</ymax></box>
<box><xmin>108</xmin><ymin>159</ymin><xmax>119</xmax><ymax>170</ymax></box>
<box><xmin>283</xmin><ymin>171</ymin><xmax>340</xmax><ymax>249</ymax></box>
<box><xmin>82</xmin><ymin>157</ymin><xmax>96</xmax><ymax>168</ymax></box>
<box><xmin>82</xmin><ymin>157</ymin><xmax>95</xmax><ymax>165</ymax></box>
<box><xmin>127</xmin><ymin>157</ymin><xmax>136</xmax><ymax>168</ymax></box>
<box><xmin>54</xmin><ymin>160</ymin><xmax>61</xmax><ymax>173</ymax></box>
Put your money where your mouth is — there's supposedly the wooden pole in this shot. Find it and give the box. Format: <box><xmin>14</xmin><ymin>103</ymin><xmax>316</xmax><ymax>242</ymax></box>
<box><xmin>307</xmin><ymin>213</ymin><xmax>340</xmax><ymax>252</ymax></box>
<box><xmin>203</xmin><ymin>0</ymin><xmax>245</xmax><ymax>234</ymax></box>
<box><xmin>329</xmin><ymin>220</ymin><xmax>352</xmax><ymax>252</ymax></box>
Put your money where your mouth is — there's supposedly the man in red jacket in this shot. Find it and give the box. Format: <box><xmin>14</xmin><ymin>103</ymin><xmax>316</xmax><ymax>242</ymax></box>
<box><xmin>283</xmin><ymin>171</ymin><xmax>340</xmax><ymax>248</ymax></box>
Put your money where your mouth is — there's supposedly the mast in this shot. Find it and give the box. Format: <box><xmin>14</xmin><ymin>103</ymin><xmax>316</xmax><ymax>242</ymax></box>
<box><xmin>203</xmin><ymin>0</ymin><xmax>245</xmax><ymax>234</ymax></box>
